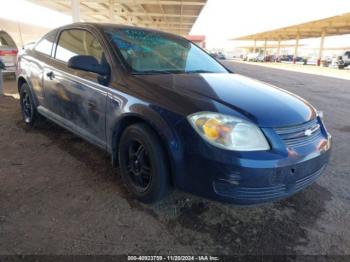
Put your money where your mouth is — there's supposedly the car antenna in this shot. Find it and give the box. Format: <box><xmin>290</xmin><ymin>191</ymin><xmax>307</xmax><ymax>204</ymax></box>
<box><xmin>17</xmin><ymin>20</ymin><xmax>24</xmax><ymax>49</ymax></box>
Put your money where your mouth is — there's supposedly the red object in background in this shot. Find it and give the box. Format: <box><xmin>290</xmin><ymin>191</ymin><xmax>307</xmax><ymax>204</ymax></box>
<box><xmin>186</xmin><ymin>35</ymin><xmax>206</xmax><ymax>49</ymax></box>
<box><xmin>317</xmin><ymin>58</ymin><xmax>321</xmax><ymax>66</ymax></box>
<box><xmin>0</xmin><ymin>50</ymin><xmax>18</xmax><ymax>56</ymax></box>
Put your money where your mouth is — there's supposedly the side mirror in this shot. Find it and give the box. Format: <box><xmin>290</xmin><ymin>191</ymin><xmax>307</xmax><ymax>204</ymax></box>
<box><xmin>68</xmin><ymin>55</ymin><xmax>108</xmax><ymax>76</ymax></box>
<box><xmin>0</xmin><ymin>59</ymin><xmax>5</xmax><ymax>70</ymax></box>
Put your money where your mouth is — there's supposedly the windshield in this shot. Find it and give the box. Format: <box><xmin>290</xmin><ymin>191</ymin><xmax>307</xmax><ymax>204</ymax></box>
<box><xmin>104</xmin><ymin>28</ymin><xmax>228</xmax><ymax>74</ymax></box>
<box><xmin>0</xmin><ymin>31</ymin><xmax>17</xmax><ymax>48</ymax></box>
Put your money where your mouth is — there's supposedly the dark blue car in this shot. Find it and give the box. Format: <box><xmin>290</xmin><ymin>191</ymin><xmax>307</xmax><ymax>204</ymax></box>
<box><xmin>17</xmin><ymin>23</ymin><xmax>331</xmax><ymax>205</ymax></box>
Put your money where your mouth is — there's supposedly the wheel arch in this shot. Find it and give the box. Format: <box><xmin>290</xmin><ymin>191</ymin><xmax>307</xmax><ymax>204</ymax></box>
<box><xmin>17</xmin><ymin>76</ymin><xmax>27</xmax><ymax>93</ymax></box>
<box><xmin>111</xmin><ymin>112</ymin><xmax>181</xmax><ymax>186</ymax></box>
<box><xmin>17</xmin><ymin>75</ymin><xmax>39</xmax><ymax>107</ymax></box>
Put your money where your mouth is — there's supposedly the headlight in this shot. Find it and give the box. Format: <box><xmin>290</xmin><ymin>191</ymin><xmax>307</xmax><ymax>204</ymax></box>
<box><xmin>187</xmin><ymin>112</ymin><xmax>270</xmax><ymax>151</ymax></box>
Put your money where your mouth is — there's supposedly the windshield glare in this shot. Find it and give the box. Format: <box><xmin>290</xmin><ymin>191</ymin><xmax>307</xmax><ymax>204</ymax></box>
<box><xmin>105</xmin><ymin>28</ymin><xmax>228</xmax><ymax>74</ymax></box>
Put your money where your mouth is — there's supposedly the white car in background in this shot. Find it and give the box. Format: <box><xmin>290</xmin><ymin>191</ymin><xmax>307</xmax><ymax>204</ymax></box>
<box><xmin>0</xmin><ymin>30</ymin><xmax>18</xmax><ymax>74</ymax></box>
<box><xmin>341</xmin><ymin>51</ymin><xmax>350</xmax><ymax>66</ymax></box>
<box><xmin>247</xmin><ymin>52</ymin><xmax>260</xmax><ymax>62</ymax></box>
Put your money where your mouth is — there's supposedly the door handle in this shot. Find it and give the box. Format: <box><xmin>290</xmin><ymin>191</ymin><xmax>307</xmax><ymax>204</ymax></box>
<box><xmin>88</xmin><ymin>101</ymin><xmax>97</xmax><ymax>110</ymax></box>
<box><xmin>46</xmin><ymin>71</ymin><xmax>55</xmax><ymax>80</ymax></box>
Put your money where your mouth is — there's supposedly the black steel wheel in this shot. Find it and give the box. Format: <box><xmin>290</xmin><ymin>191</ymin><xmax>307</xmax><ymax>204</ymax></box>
<box><xmin>19</xmin><ymin>83</ymin><xmax>39</xmax><ymax>126</ymax></box>
<box><xmin>125</xmin><ymin>140</ymin><xmax>152</xmax><ymax>192</ymax></box>
<box><xmin>119</xmin><ymin>123</ymin><xmax>170</xmax><ymax>203</ymax></box>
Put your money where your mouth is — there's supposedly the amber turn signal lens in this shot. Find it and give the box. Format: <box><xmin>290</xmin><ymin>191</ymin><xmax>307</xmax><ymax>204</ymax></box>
<box><xmin>203</xmin><ymin>118</ymin><xmax>220</xmax><ymax>139</ymax></box>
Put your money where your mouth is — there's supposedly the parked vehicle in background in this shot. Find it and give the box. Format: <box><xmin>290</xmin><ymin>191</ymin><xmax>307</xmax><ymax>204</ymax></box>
<box><xmin>330</xmin><ymin>56</ymin><xmax>345</xmax><ymax>69</ymax></box>
<box><xmin>17</xmin><ymin>23</ymin><xmax>331</xmax><ymax>205</ymax></box>
<box><xmin>209</xmin><ymin>52</ymin><xmax>226</xmax><ymax>60</ymax></box>
<box><xmin>256</xmin><ymin>53</ymin><xmax>265</xmax><ymax>62</ymax></box>
<box><xmin>294</xmin><ymin>56</ymin><xmax>307</xmax><ymax>65</ymax></box>
<box><xmin>209</xmin><ymin>52</ymin><xmax>219</xmax><ymax>59</ymax></box>
<box><xmin>306</xmin><ymin>56</ymin><xmax>318</xmax><ymax>66</ymax></box>
<box><xmin>0</xmin><ymin>31</ymin><xmax>18</xmax><ymax>74</ymax></box>
<box><xmin>217</xmin><ymin>52</ymin><xmax>226</xmax><ymax>60</ymax></box>
<box><xmin>341</xmin><ymin>51</ymin><xmax>350</xmax><ymax>66</ymax></box>
<box><xmin>264</xmin><ymin>55</ymin><xmax>277</xmax><ymax>62</ymax></box>
<box><xmin>277</xmin><ymin>55</ymin><xmax>293</xmax><ymax>63</ymax></box>
<box><xmin>247</xmin><ymin>52</ymin><xmax>260</xmax><ymax>62</ymax></box>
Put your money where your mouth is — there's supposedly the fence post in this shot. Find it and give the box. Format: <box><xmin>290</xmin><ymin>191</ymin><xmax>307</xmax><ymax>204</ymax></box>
<box><xmin>0</xmin><ymin>59</ymin><xmax>5</xmax><ymax>96</ymax></box>
<box><xmin>0</xmin><ymin>69</ymin><xmax>3</xmax><ymax>96</ymax></box>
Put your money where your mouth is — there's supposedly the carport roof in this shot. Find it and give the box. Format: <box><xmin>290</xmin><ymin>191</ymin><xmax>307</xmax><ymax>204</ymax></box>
<box><xmin>28</xmin><ymin>0</ymin><xmax>207</xmax><ymax>35</ymax></box>
<box><xmin>231</xmin><ymin>12</ymin><xmax>350</xmax><ymax>41</ymax></box>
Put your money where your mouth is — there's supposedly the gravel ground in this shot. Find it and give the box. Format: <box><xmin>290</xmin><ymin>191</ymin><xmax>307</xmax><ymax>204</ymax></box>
<box><xmin>1</xmin><ymin>63</ymin><xmax>350</xmax><ymax>255</ymax></box>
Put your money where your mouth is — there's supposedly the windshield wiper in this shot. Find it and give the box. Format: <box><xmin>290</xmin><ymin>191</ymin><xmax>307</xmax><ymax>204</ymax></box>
<box><xmin>185</xmin><ymin>70</ymin><xmax>215</xmax><ymax>74</ymax></box>
<box><xmin>133</xmin><ymin>69</ymin><xmax>217</xmax><ymax>75</ymax></box>
<box><xmin>133</xmin><ymin>70</ymin><xmax>184</xmax><ymax>75</ymax></box>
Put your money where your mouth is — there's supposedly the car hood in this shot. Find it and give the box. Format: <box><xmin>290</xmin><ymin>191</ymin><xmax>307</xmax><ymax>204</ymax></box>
<box><xmin>133</xmin><ymin>73</ymin><xmax>316</xmax><ymax>127</ymax></box>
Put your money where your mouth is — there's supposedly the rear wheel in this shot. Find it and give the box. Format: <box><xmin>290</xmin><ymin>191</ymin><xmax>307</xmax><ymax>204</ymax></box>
<box><xmin>118</xmin><ymin>123</ymin><xmax>170</xmax><ymax>203</ymax></box>
<box><xmin>19</xmin><ymin>83</ymin><xmax>40</xmax><ymax>126</ymax></box>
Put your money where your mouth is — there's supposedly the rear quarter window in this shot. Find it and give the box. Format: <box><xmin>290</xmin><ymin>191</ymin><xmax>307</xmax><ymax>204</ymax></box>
<box><xmin>34</xmin><ymin>30</ymin><xmax>57</xmax><ymax>56</ymax></box>
<box><xmin>0</xmin><ymin>31</ymin><xmax>17</xmax><ymax>48</ymax></box>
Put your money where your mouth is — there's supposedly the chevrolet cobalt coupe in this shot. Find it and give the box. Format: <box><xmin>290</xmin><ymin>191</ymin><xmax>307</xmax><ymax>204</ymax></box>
<box><xmin>16</xmin><ymin>23</ymin><xmax>331</xmax><ymax>205</ymax></box>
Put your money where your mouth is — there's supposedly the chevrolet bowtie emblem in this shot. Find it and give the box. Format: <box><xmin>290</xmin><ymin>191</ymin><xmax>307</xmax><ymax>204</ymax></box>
<box><xmin>304</xmin><ymin>129</ymin><xmax>313</xmax><ymax>136</ymax></box>
<box><xmin>304</xmin><ymin>124</ymin><xmax>320</xmax><ymax>136</ymax></box>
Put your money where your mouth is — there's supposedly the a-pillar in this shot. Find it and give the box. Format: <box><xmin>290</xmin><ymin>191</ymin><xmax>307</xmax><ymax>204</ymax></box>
<box><xmin>71</xmin><ymin>0</ymin><xmax>80</xmax><ymax>23</ymax></box>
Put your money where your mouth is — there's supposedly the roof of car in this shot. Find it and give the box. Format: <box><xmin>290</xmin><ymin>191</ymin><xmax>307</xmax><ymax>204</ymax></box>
<box><xmin>59</xmin><ymin>22</ymin><xmax>185</xmax><ymax>39</ymax></box>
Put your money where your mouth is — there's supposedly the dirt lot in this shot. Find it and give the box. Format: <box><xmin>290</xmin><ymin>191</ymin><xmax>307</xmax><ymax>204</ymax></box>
<box><xmin>1</xmin><ymin>63</ymin><xmax>350</xmax><ymax>255</ymax></box>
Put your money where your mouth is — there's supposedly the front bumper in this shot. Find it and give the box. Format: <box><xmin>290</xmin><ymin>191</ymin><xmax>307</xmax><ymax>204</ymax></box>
<box><xmin>212</xmin><ymin>150</ymin><xmax>330</xmax><ymax>205</ymax></box>
<box><xmin>175</xmin><ymin>118</ymin><xmax>332</xmax><ymax>205</ymax></box>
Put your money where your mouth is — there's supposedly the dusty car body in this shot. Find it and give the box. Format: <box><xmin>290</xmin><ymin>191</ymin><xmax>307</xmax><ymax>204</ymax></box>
<box><xmin>16</xmin><ymin>23</ymin><xmax>331</xmax><ymax>205</ymax></box>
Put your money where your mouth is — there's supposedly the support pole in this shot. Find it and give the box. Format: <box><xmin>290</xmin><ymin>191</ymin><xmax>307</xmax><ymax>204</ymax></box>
<box><xmin>277</xmin><ymin>40</ymin><xmax>281</xmax><ymax>56</ymax></box>
<box><xmin>293</xmin><ymin>34</ymin><xmax>300</xmax><ymax>64</ymax></box>
<box><xmin>253</xmin><ymin>40</ymin><xmax>256</xmax><ymax>53</ymax></box>
<box><xmin>276</xmin><ymin>39</ymin><xmax>281</xmax><ymax>62</ymax></box>
<box><xmin>71</xmin><ymin>0</ymin><xmax>80</xmax><ymax>23</ymax></box>
<box><xmin>109</xmin><ymin>0</ymin><xmax>114</xmax><ymax>23</ymax></box>
<box><xmin>318</xmin><ymin>31</ymin><xmax>326</xmax><ymax>66</ymax></box>
<box><xmin>264</xmin><ymin>39</ymin><xmax>267</xmax><ymax>61</ymax></box>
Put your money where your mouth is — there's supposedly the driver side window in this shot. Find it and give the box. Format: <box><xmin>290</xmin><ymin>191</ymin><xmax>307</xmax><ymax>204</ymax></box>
<box><xmin>55</xmin><ymin>29</ymin><xmax>103</xmax><ymax>63</ymax></box>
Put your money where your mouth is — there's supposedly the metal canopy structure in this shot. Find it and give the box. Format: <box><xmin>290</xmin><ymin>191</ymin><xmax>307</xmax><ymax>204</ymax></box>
<box><xmin>230</xmin><ymin>12</ymin><xmax>350</xmax><ymax>64</ymax></box>
<box><xmin>236</xmin><ymin>44</ymin><xmax>305</xmax><ymax>49</ymax></box>
<box><xmin>231</xmin><ymin>12</ymin><xmax>350</xmax><ymax>41</ymax></box>
<box><xmin>29</xmin><ymin>0</ymin><xmax>207</xmax><ymax>35</ymax></box>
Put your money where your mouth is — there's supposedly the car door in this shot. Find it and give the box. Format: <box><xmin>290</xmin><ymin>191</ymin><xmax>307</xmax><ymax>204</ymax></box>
<box><xmin>44</xmin><ymin>28</ymin><xmax>109</xmax><ymax>149</ymax></box>
<box><xmin>30</xmin><ymin>30</ymin><xmax>58</xmax><ymax>105</ymax></box>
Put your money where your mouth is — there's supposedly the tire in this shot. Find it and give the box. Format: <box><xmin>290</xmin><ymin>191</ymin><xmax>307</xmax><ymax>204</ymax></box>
<box><xmin>19</xmin><ymin>83</ymin><xmax>40</xmax><ymax>126</ymax></box>
<box><xmin>118</xmin><ymin>123</ymin><xmax>170</xmax><ymax>203</ymax></box>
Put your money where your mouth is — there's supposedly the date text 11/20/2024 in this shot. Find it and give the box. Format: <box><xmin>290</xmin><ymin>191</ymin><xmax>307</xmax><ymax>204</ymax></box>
<box><xmin>127</xmin><ymin>255</ymin><xmax>220</xmax><ymax>261</ymax></box>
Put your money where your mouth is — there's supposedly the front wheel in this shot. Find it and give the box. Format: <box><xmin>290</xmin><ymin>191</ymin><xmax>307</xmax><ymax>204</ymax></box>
<box><xmin>19</xmin><ymin>83</ymin><xmax>40</xmax><ymax>126</ymax></box>
<box><xmin>118</xmin><ymin>123</ymin><xmax>170</xmax><ymax>203</ymax></box>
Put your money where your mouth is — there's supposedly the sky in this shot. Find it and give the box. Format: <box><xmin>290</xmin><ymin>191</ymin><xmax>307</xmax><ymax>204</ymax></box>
<box><xmin>191</xmin><ymin>0</ymin><xmax>350</xmax><ymax>50</ymax></box>
<box><xmin>1</xmin><ymin>0</ymin><xmax>350</xmax><ymax>52</ymax></box>
<box><xmin>0</xmin><ymin>0</ymin><xmax>71</xmax><ymax>29</ymax></box>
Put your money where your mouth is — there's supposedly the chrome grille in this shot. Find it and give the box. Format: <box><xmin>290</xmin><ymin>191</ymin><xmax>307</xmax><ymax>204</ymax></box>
<box><xmin>274</xmin><ymin>118</ymin><xmax>323</xmax><ymax>148</ymax></box>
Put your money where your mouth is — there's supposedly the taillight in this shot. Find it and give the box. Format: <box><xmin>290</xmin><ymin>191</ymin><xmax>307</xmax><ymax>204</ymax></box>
<box><xmin>0</xmin><ymin>49</ymin><xmax>18</xmax><ymax>56</ymax></box>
